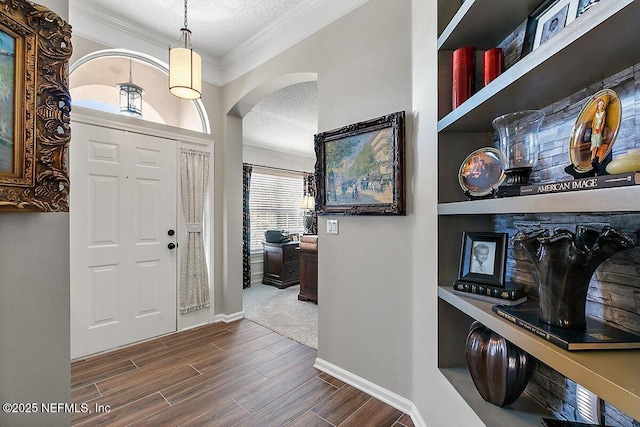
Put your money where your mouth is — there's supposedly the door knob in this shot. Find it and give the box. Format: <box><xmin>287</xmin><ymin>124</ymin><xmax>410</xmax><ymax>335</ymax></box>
<box><xmin>168</xmin><ymin>229</ymin><xmax>175</xmax><ymax>236</ymax></box>
<box><xmin>168</xmin><ymin>243</ymin><xmax>176</xmax><ymax>249</ymax></box>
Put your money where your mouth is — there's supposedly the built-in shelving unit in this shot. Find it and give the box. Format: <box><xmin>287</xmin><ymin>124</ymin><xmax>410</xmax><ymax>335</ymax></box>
<box><xmin>436</xmin><ymin>0</ymin><xmax>640</xmax><ymax>425</ymax></box>
<box><xmin>438</xmin><ymin>186</ymin><xmax>640</xmax><ymax>215</ymax></box>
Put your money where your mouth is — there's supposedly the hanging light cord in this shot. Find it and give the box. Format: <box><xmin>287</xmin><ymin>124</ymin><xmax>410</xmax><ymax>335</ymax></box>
<box><xmin>180</xmin><ymin>0</ymin><xmax>192</xmax><ymax>48</ymax></box>
<box><xmin>183</xmin><ymin>0</ymin><xmax>188</xmax><ymax>30</ymax></box>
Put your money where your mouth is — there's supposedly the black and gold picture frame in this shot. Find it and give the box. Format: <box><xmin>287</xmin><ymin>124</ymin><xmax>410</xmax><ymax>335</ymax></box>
<box><xmin>0</xmin><ymin>0</ymin><xmax>72</xmax><ymax>212</ymax></box>
<box><xmin>458</xmin><ymin>232</ymin><xmax>508</xmax><ymax>287</ymax></box>
<box><xmin>314</xmin><ymin>111</ymin><xmax>405</xmax><ymax>215</ymax></box>
<box><xmin>522</xmin><ymin>0</ymin><xmax>579</xmax><ymax>55</ymax></box>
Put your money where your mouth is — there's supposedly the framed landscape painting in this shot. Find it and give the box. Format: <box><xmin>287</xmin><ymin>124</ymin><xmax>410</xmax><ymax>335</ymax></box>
<box><xmin>314</xmin><ymin>111</ymin><xmax>405</xmax><ymax>215</ymax></box>
<box><xmin>0</xmin><ymin>0</ymin><xmax>72</xmax><ymax>212</ymax></box>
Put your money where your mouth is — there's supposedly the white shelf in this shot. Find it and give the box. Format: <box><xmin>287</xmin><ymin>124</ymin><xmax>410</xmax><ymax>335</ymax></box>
<box><xmin>438</xmin><ymin>186</ymin><xmax>640</xmax><ymax>215</ymax></box>
<box><xmin>437</xmin><ymin>0</ymin><xmax>540</xmax><ymax>51</ymax></box>
<box><xmin>438</xmin><ymin>0</ymin><xmax>639</xmax><ymax>132</ymax></box>
<box><xmin>440</xmin><ymin>368</ymin><xmax>549</xmax><ymax>427</ymax></box>
<box><xmin>438</xmin><ymin>286</ymin><xmax>640</xmax><ymax>422</ymax></box>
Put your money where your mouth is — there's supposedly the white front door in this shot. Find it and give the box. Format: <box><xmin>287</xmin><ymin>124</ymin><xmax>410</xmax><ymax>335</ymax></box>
<box><xmin>70</xmin><ymin>122</ymin><xmax>178</xmax><ymax>359</ymax></box>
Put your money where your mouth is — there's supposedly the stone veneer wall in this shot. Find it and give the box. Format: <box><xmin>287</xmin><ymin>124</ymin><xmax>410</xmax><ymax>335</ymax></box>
<box><xmin>491</xmin><ymin>62</ymin><xmax>640</xmax><ymax>426</ymax></box>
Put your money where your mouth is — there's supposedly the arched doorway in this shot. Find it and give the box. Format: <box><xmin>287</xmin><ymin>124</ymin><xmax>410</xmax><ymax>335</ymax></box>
<box><xmin>230</xmin><ymin>73</ymin><xmax>319</xmax><ymax>348</ymax></box>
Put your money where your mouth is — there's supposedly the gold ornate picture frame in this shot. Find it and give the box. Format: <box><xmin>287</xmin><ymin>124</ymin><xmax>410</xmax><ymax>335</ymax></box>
<box><xmin>0</xmin><ymin>0</ymin><xmax>72</xmax><ymax>212</ymax></box>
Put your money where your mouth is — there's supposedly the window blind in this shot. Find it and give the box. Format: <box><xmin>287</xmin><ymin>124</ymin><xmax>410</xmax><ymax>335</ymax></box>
<box><xmin>249</xmin><ymin>169</ymin><xmax>304</xmax><ymax>252</ymax></box>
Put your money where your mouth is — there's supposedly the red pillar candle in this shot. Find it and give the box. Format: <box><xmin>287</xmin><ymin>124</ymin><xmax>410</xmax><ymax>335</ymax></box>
<box><xmin>483</xmin><ymin>47</ymin><xmax>504</xmax><ymax>86</ymax></box>
<box><xmin>452</xmin><ymin>46</ymin><xmax>476</xmax><ymax>109</ymax></box>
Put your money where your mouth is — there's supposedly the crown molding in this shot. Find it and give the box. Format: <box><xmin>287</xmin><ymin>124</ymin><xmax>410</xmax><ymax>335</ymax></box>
<box><xmin>70</xmin><ymin>0</ymin><xmax>224</xmax><ymax>85</ymax></box>
<box><xmin>70</xmin><ymin>0</ymin><xmax>370</xmax><ymax>87</ymax></box>
<box><xmin>220</xmin><ymin>0</ymin><xmax>370</xmax><ymax>84</ymax></box>
<box><xmin>243</xmin><ymin>144</ymin><xmax>315</xmax><ymax>172</ymax></box>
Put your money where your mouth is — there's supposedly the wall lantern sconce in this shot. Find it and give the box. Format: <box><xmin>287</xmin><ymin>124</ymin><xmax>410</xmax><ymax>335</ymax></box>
<box><xmin>117</xmin><ymin>59</ymin><xmax>144</xmax><ymax>118</ymax></box>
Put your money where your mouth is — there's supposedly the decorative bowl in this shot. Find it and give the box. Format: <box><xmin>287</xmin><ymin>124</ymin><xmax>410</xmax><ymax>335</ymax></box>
<box><xmin>606</xmin><ymin>149</ymin><xmax>640</xmax><ymax>174</ymax></box>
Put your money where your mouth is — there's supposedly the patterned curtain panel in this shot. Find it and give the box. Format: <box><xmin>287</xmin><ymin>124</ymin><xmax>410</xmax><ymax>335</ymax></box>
<box><xmin>243</xmin><ymin>163</ymin><xmax>253</xmax><ymax>288</ymax></box>
<box><xmin>303</xmin><ymin>172</ymin><xmax>318</xmax><ymax>234</ymax></box>
<box><xmin>179</xmin><ymin>148</ymin><xmax>211</xmax><ymax>313</ymax></box>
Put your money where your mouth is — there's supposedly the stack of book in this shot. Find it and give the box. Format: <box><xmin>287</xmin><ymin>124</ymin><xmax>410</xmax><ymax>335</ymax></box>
<box><xmin>519</xmin><ymin>171</ymin><xmax>640</xmax><ymax>196</ymax></box>
<box><xmin>493</xmin><ymin>303</ymin><xmax>640</xmax><ymax>350</ymax></box>
<box><xmin>541</xmin><ymin>419</ymin><xmax>614</xmax><ymax>427</ymax></box>
<box><xmin>453</xmin><ymin>281</ymin><xmax>527</xmax><ymax>306</ymax></box>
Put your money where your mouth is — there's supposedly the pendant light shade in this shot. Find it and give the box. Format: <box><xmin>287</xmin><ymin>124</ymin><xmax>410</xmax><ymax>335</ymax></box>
<box><xmin>169</xmin><ymin>37</ymin><xmax>201</xmax><ymax>99</ymax></box>
<box><xmin>169</xmin><ymin>0</ymin><xmax>201</xmax><ymax>100</ymax></box>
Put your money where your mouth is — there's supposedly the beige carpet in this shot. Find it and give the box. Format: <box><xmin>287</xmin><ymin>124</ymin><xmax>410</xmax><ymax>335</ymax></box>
<box><xmin>243</xmin><ymin>284</ymin><xmax>318</xmax><ymax>349</ymax></box>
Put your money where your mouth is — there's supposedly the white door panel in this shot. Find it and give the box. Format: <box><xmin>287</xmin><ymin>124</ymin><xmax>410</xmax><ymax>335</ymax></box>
<box><xmin>71</xmin><ymin>122</ymin><xmax>177</xmax><ymax>359</ymax></box>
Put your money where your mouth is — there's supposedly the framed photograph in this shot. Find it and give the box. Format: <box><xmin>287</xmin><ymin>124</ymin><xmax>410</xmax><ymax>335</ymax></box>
<box><xmin>522</xmin><ymin>0</ymin><xmax>579</xmax><ymax>55</ymax></box>
<box><xmin>0</xmin><ymin>0</ymin><xmax>72</xmax><ymax>212</ymax></box>
<box><xmin>458</xmin><ymin>232</ymin><xmax>508</xmax><ymax>287</ymax></box>
<box><xmin>577</xmin><ymin>0</ymin><xmax>600</xmax><ymax>16</ymax></box>
<box><xmin>314</xmin><ymin>111</ymin><xmax>405</xmax><ymax>215</ymax></box>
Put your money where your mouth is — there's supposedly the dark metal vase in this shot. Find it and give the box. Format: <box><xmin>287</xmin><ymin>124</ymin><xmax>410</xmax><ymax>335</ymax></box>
<box><xmin>512</xmin><ymin>226</ymin><xmax>635</xmax><ymax>329</ymax></box>
<box><xmin>465</xmin><ymin>321</ymin><xmax>535</xmax><ymax>407</ymax></box>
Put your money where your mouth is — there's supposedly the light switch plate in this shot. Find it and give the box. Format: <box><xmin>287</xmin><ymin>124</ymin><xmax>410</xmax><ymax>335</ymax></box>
<box><xmin>327</xmin><ymin>219</ymin><xmax>338</xmax><ymax>235</ymax></box>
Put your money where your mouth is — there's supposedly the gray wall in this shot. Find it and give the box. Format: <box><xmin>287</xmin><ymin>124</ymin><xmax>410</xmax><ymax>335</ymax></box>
<box><xmin>0</xmin><ymin>213</ymin><xmax>70</xmax><ymax>427</ymax></box>
<box><xmin>314</xmin><ymin>0</ymin><xmax>413</xmax><ymax>397</ymax></box>
<box><xmin>0</xmin><ymin>3</ymin><xmax>73</xmax><ymax>426</ymax></box>
<box><xmin>223</xmin><ymin>0</ymin><xmax>416</xmax><ymax>399</ymax></box>
<box><xmin>0</xmin><ymin>1</ymin><xmax>494</xmax><ymax>425</ymax></box>
<box><xmin>410</xmin><ymin>0</ymin><xmax>486</xmax><ymax>424</ymax></box>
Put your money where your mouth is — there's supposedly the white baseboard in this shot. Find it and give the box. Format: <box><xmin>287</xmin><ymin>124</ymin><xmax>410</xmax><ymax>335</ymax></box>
<box><xmin>178</xmin><ymin>321</ymin><xmax>209</xmax><ymax>332</ymax></box>
<box><xmin>410</xmin><ymin>403</ymin><xmax>427</xmax><ymax>427</ymax></box>
<box><xmin>314</xmin><ymin>358</ymin><xmax>427</xmax><ymax>427</ymax></box>
<box><xmin>213</xmin><ymin>311</ymin><xmax>244</xmax><ymax>323</ymax></box>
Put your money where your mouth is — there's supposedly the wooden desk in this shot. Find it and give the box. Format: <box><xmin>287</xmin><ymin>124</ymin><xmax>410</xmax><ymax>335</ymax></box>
<box><xmin>298</xmin><ymin>235</ymin><xmax>318</xmax><ymax>303</ymax></box>
<box><xmin>262</xmin><ymin>241</ymin><xmax>300</xmax><ymax>288</ymax></box>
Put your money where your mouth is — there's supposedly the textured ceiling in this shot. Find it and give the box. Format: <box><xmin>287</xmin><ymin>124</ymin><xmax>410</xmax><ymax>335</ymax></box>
<box><xmin>81</xmin><ymin>0</ymin><xmax>303</xmax><ymax>59</ymax></box>
<box><xmin>72</xmin><ymin>0</ymin><xmax>323</xmax><ymax>158</ymax></box>
<box><xmin>243</xmin><ymin>82</ymin><xmax>318</xmax><ymax>158</ymax></box>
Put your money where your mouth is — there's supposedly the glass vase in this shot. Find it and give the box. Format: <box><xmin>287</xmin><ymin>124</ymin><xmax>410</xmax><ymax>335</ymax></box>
<box><xmin>492</xmin><ymin>110</ymin><xmax>545</xmax><ymax>186</ymax></box>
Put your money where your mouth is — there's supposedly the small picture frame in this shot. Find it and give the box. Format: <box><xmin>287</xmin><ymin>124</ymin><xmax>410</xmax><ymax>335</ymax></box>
<box><xmin>314</xmin><ymin>111</ymin><xmax>405</xmax><ymax>215</ymax></box>
<box><xmin>522</xmin><ymin>0</ymin><xmax>579</xmax><ymax>55</ymax></box>
<box><xmin>458</xmin><ymin>232</ymin><xmax>508</xmax><ymax>287</ymax></box>
<box><xmin>577</xmin><ymin>0</ymin><xmax>600</xmax><ymax>16</ymax></box>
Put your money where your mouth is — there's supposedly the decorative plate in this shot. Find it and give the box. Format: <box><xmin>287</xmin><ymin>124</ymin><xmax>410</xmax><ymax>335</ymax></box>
<box><xmin>458</xmin><ymin>147</ymin><xmax>505</xmax><ymax>197</ymax></box>
<box><xmin>568</xmin><ymin>89</ymin><xmax>621</xmax><ymax>173</ymax></box>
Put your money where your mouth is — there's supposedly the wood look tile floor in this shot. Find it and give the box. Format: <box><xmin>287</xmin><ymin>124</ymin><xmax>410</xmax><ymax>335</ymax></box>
<box><xmin>71</xmin><ymin>320</ymin><xmax>414</xmax><ymax>427</ymax></box>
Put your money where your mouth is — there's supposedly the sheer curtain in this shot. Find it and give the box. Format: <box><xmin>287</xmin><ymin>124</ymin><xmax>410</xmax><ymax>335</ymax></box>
<box><xmin>179</xmin><ymin>148</ymin><xmax>210</xmax><ymax>313</ymax></box>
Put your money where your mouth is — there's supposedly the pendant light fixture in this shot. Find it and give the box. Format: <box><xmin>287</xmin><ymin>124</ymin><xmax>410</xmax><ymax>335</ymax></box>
<box><xmin>117</xmin><ymin>59</ymin><xmax>144</xmax><ymax>117</ymax></box>
<box><xmin>169</xmin><ymin>0</ymin><xmax>202</xmax><ymax>100</ymax></box>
